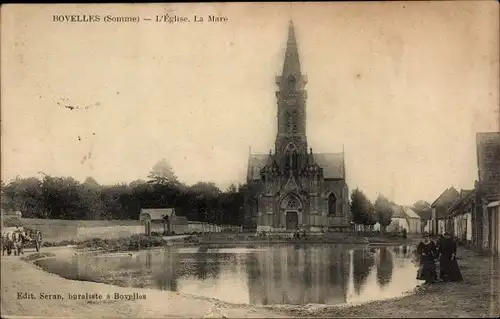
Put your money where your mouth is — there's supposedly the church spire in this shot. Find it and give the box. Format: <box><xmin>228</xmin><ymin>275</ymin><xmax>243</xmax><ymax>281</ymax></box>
<box><xmin>282</xmin><ymin>20</ymin><xmax>301</xmax><ymax>78</ymax></box>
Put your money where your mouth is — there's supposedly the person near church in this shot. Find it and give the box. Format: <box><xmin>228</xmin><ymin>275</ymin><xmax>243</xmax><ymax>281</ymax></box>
<box><xmin>437</xmin><ymin>232</ymin><xmax>463</xmax><ymax>282</ymax></box>
<box><xmin>416</xmin><ymin>232</ymin><xmax>438</xmax><ymax>284</ymax></box>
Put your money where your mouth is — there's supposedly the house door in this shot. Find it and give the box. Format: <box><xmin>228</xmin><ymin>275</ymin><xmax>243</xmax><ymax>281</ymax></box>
<box><xmin>488</xmin><ymin>209</ymin><xmax>493</xmax><ymax>253</ymax></box>
<box><xmin>286</xmin><ymin>211</ymin><xmax>298</xmax><ymax>230</ymax></box>
<box><xmin>489</xmin><ymin>208</ymin><xmax>499</xmax><ymax>255</ymax></box>
<box><xmin>163</xmin><ymin>217</ymin><xmax>171</xmax><ymax>235</ymax></box>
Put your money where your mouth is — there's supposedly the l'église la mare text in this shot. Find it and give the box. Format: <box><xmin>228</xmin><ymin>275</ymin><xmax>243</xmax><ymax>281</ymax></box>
<box><xmin>193</xmin><ymin>15</ymin><xmax>228</xmax><ymax>23</ymax></box>
<box><xmin>155</xmin><ymin>14</ymin><xmax>228</xmax><ymax>23</ymax></box>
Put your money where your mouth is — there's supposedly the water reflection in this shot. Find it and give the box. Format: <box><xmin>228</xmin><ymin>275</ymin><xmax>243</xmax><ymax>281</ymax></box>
<box><xmin>376</xmin><ymin>247</ymin><xmax>394</xmax><ymax>287</ymax></box>
<box><xmin>37</xmin><ymin>244</ymin><xmax>420</xmax><ymax>306</ymax></box>
<box><xmin>352</xmin><ymin>248</ymin><xmax>375</xmax><ymax>295</ymax></box>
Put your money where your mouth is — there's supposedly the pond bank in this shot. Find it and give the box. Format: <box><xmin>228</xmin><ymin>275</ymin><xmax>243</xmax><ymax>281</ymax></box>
<box><xmin>1</xmin><ymin>247</ymin><xmax>290</xmax><ymax>318</ymax></box>
<box><xmin>4</xmin><ymin>243</ymin><xmax>496</xmax><ymax>318</ymax></box>
<box><xmin>40</xmin><ymin>233</ymin><xmax>419</xmax><ymax>253</ymax></box>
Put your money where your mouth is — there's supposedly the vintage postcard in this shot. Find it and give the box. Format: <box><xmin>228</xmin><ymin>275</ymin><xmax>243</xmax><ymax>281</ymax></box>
<box><xmin>1</xmin><ymin>2</ymin><xmax>499</xmax><ymax>318</ymax></box>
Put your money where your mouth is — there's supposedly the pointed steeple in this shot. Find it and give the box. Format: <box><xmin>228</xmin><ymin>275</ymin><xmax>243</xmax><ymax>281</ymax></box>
<box><xmin>342</xmin><ymin>144</ymin><xmax>346</xmax><ymax>180</ymax></box>
<box><xmin>282</xmin><ymin>20</ymin><xmax>301</xmax><ymax>78</ymax></box>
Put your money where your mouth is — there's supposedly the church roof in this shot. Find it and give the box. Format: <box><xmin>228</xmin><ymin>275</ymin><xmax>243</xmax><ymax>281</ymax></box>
<box><xmin>247</xmin><ymin>152</ymin><xmax>344</xmax><ymax>181</ymax></box>
<box><xmin>314</xmin><ymin>153</ymin><xmax>344</xmax><ymax>179</ymax></box>
<box><xmin>247</xmin><ymin>154</ymin><xmax>269</xmax><ymax>181</ymax></box>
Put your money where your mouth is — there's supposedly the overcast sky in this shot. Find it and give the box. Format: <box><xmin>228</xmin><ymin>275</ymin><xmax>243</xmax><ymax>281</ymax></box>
<box><xmin>1</xmin><ymin>2</ymin><xmax>499</xmax><ymax>205</ymax></box>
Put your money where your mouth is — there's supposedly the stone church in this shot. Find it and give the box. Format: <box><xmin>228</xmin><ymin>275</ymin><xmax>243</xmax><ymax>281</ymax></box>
<box><xmin>244</xmin><ymin>21</ymin><xmax>351</xmax><ymax>232</ymax></box>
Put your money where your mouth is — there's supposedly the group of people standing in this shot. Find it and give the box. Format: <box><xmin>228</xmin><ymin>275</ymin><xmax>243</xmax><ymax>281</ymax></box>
<box><xmin>416</xmin><ymin>232</ymin><xmax>463</xmax><ymax>284</ymax></box>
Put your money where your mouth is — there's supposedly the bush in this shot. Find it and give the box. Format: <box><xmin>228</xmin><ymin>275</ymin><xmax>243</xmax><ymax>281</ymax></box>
<box><xmin>43</xmin><ymin>235</ymin><xmax>168</xmax><ymax>252</ymax></box>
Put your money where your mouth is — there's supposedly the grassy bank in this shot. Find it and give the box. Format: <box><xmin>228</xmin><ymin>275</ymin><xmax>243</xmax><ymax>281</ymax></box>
<box><xmin>40</xmin><ymin>232</ymin><xmax>418</xmax><ymax>252</ymax></box>
<box><xmin>42</xmin><ymin>234</ymin><xmax>172</xmax><ymax>252</ymax></box>
<box><xmin>196</xmin><ymin>232</ymin><xmax>419</xmax><ymax>246</ymax></box>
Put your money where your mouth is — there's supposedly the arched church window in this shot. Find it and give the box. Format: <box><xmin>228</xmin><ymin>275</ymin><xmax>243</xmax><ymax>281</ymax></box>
<box><xmin>328</xmin><ymin>193</ymin><xmax>337</xmax><ymax>215</ymax></box>
<box><xmin>287</xmin><ymin>75</ymin><xmax>296</xmax><ymax>91</ymax></box>
<box><xmin>286</xmin><ymin>197</ymin><xmax>299</xmax><ymax>210</ymax></box>
<box><xmin>284</xmin><ymin>143</ymin><xmax>298</xmax><ymax>172</ymax></box>
<box><xmin>310</xmin><ymin>174</ymin><xmax>317</xmax><ymax>190</ymax></box>
<box><xmin>286</xmin><ymin>112</ymin><xmax>292</xmax><ymax>133</ymax></box>
<box><xmin>292</xmin><ymin>111</ymin><xmax>298</xmax><ymax>133</ymax></box>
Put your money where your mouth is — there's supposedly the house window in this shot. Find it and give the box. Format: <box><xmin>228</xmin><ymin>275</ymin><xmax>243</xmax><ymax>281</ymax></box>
<box><xmin>328</xmin><ymin>193</ymin><xmax>337</xmax><ymax>215</ymax></box>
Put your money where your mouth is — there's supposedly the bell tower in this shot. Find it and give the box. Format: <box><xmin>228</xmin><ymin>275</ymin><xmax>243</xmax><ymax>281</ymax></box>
<box><xmin>275</xmin><ymin>21</ymin><xmax>308</xmax><ymax>174</ymax></box>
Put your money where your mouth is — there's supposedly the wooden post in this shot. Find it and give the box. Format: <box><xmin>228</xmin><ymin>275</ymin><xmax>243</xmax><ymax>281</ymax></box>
<box><xmin>145</xmin><ymin>220</ymin><xmax>151</xmax><ymax>236</ymax></box>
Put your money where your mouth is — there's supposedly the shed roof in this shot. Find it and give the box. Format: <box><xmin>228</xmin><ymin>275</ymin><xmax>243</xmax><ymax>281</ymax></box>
<box><xmin>402</xmin><ymin>207</ymin><xmax>421</xmax><ymax>219</ymax></box>
<box><xmin>391</xmin><ymin>205</ymin><xmax>406</xmax><ymax>219</ymax></box>
<box><xmin>139</xmin><ymin>208</ymin><xmax>175</xmax><ymax>221</ymax></box>
<box><xmin>391</xmin><ymin>205</ymin><xmax>420</xmax><ymax>220</ymax></box>
<box><xmin>172</xmin><ymin>215</ymin><xmax>189</xmax><ymax>225</ymax></box>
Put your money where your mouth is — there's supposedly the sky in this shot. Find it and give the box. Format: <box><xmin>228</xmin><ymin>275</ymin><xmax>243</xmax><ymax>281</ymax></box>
<box><xmin>1</xmin><ymin>2</ymin><xmax>499</xmax><ymax>205</ymax></box>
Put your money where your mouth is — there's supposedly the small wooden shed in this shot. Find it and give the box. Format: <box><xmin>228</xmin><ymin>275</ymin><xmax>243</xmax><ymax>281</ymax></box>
<box><xmin>139</xmin><ymin>208</ymin><xmax>176</xmax><ymax>236</ymax></box>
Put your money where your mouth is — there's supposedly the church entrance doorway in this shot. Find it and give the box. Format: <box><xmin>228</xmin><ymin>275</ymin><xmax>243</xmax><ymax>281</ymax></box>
<box><xmin>286</xmin><ymin>211</ymin><xmax>299</xmax><ymax>230</ymax></box>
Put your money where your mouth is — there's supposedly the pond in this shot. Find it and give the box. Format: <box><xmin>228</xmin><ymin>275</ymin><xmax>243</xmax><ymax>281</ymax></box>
<box><xmin>36</xmin><ymin>244</ymin><xmax>421</xmax><ymax>306</ymax></box>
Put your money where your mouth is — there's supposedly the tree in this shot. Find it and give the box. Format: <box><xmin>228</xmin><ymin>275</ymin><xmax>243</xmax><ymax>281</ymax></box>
<box><xmin>374</xmin><ymin>194</ymin><xmax>394</xmax><ymax>233</ymax></box>
<box><xmin>147</xmin><ymin>158</ymin><xmax>179</xmax><ymax>185</ymax></box>
<box><xmin>83</xmin><ymin>177</ymin><xmax>101</xmax><ymax>188</ymax></box>
<box><xmin>412</xmin><ymin>200</ymin><xmax>432</xmax><ymax>233</ymax></box>
<box><xmin>79</xmin><ymin>181</ymin><xmax>106</xmax><ymax>220</ymax></box>
<box><xmin>2</xmin><ymin>177</ymin><xmax>44</xmax><ymax>218</ymax></box>
<box><xmin>129</xmin><ymin>179</ymin><xmax>146</xmax><ymax>188</ymax></box>
<box><xmin>376</xmin><ymin>247</ymin><xmax>394</xmax><ymax>287</ymax></box>
<box><xmin>350</xmin><ymin>188</ymin><xmax>375</xmax><ymax>226</ymax></box>
<box><xmin>41</xmin><ymin>176</ymin><xmax>84</xmax><ymax>219</ymax></box>
<box><xmin>226</xmin><ymin>183</ymin><xmax>238</xmax><ymax>194</ymax></box>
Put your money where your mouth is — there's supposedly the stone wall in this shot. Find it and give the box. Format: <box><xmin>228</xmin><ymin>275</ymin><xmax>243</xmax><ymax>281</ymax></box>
<box><xmin>9</xmin><ymin>218</ymin><xmax>142</xmax><ymax>242</ymax></box>
<box><xmin>2</xmin><ymin>217</ymin><xmax>242</xmax><ymax>242</ymax></box>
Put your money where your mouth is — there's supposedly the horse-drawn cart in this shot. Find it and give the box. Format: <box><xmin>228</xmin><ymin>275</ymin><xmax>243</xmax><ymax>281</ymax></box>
<box><xmin>1</xmin><ymin>226</ymin><xmax>43</xmax><ymax>256</ymax></box>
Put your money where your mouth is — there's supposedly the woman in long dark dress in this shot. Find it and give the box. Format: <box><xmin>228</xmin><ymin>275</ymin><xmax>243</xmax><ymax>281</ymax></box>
<box><xmin>438</xmin><ymin>232</ymin><xmax>463</xmax><ymax>282</ymax></box>
<box><xmin>417</xmin><ymin>233</ymin><xmax>438</xmax><ymax>284</ymax></box>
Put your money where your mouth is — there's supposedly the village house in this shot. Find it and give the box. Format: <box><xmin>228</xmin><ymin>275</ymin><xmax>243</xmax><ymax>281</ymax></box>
<box><xmin>374</xmin><ymin>205</ymin><xmax>422</xmax><ymax>234</ymax></box>
<box><xmin>430</xmin><ymin>187</ymin><xmax>460</xmax><ymax>235</ymax></box>
<box><xmin>388</xmin><ymin>205</ymin><xmax>421</xmax><ymax>234</ymax></box>
<box><xmin>445</xmin><ymin>189</ymin><xmax>474</xmax><ymax>245</ymax></box>
<box><xmin>472</xmin><ymin>132</ymin><xmax>500</xmax><ymax>255</ymax></box>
